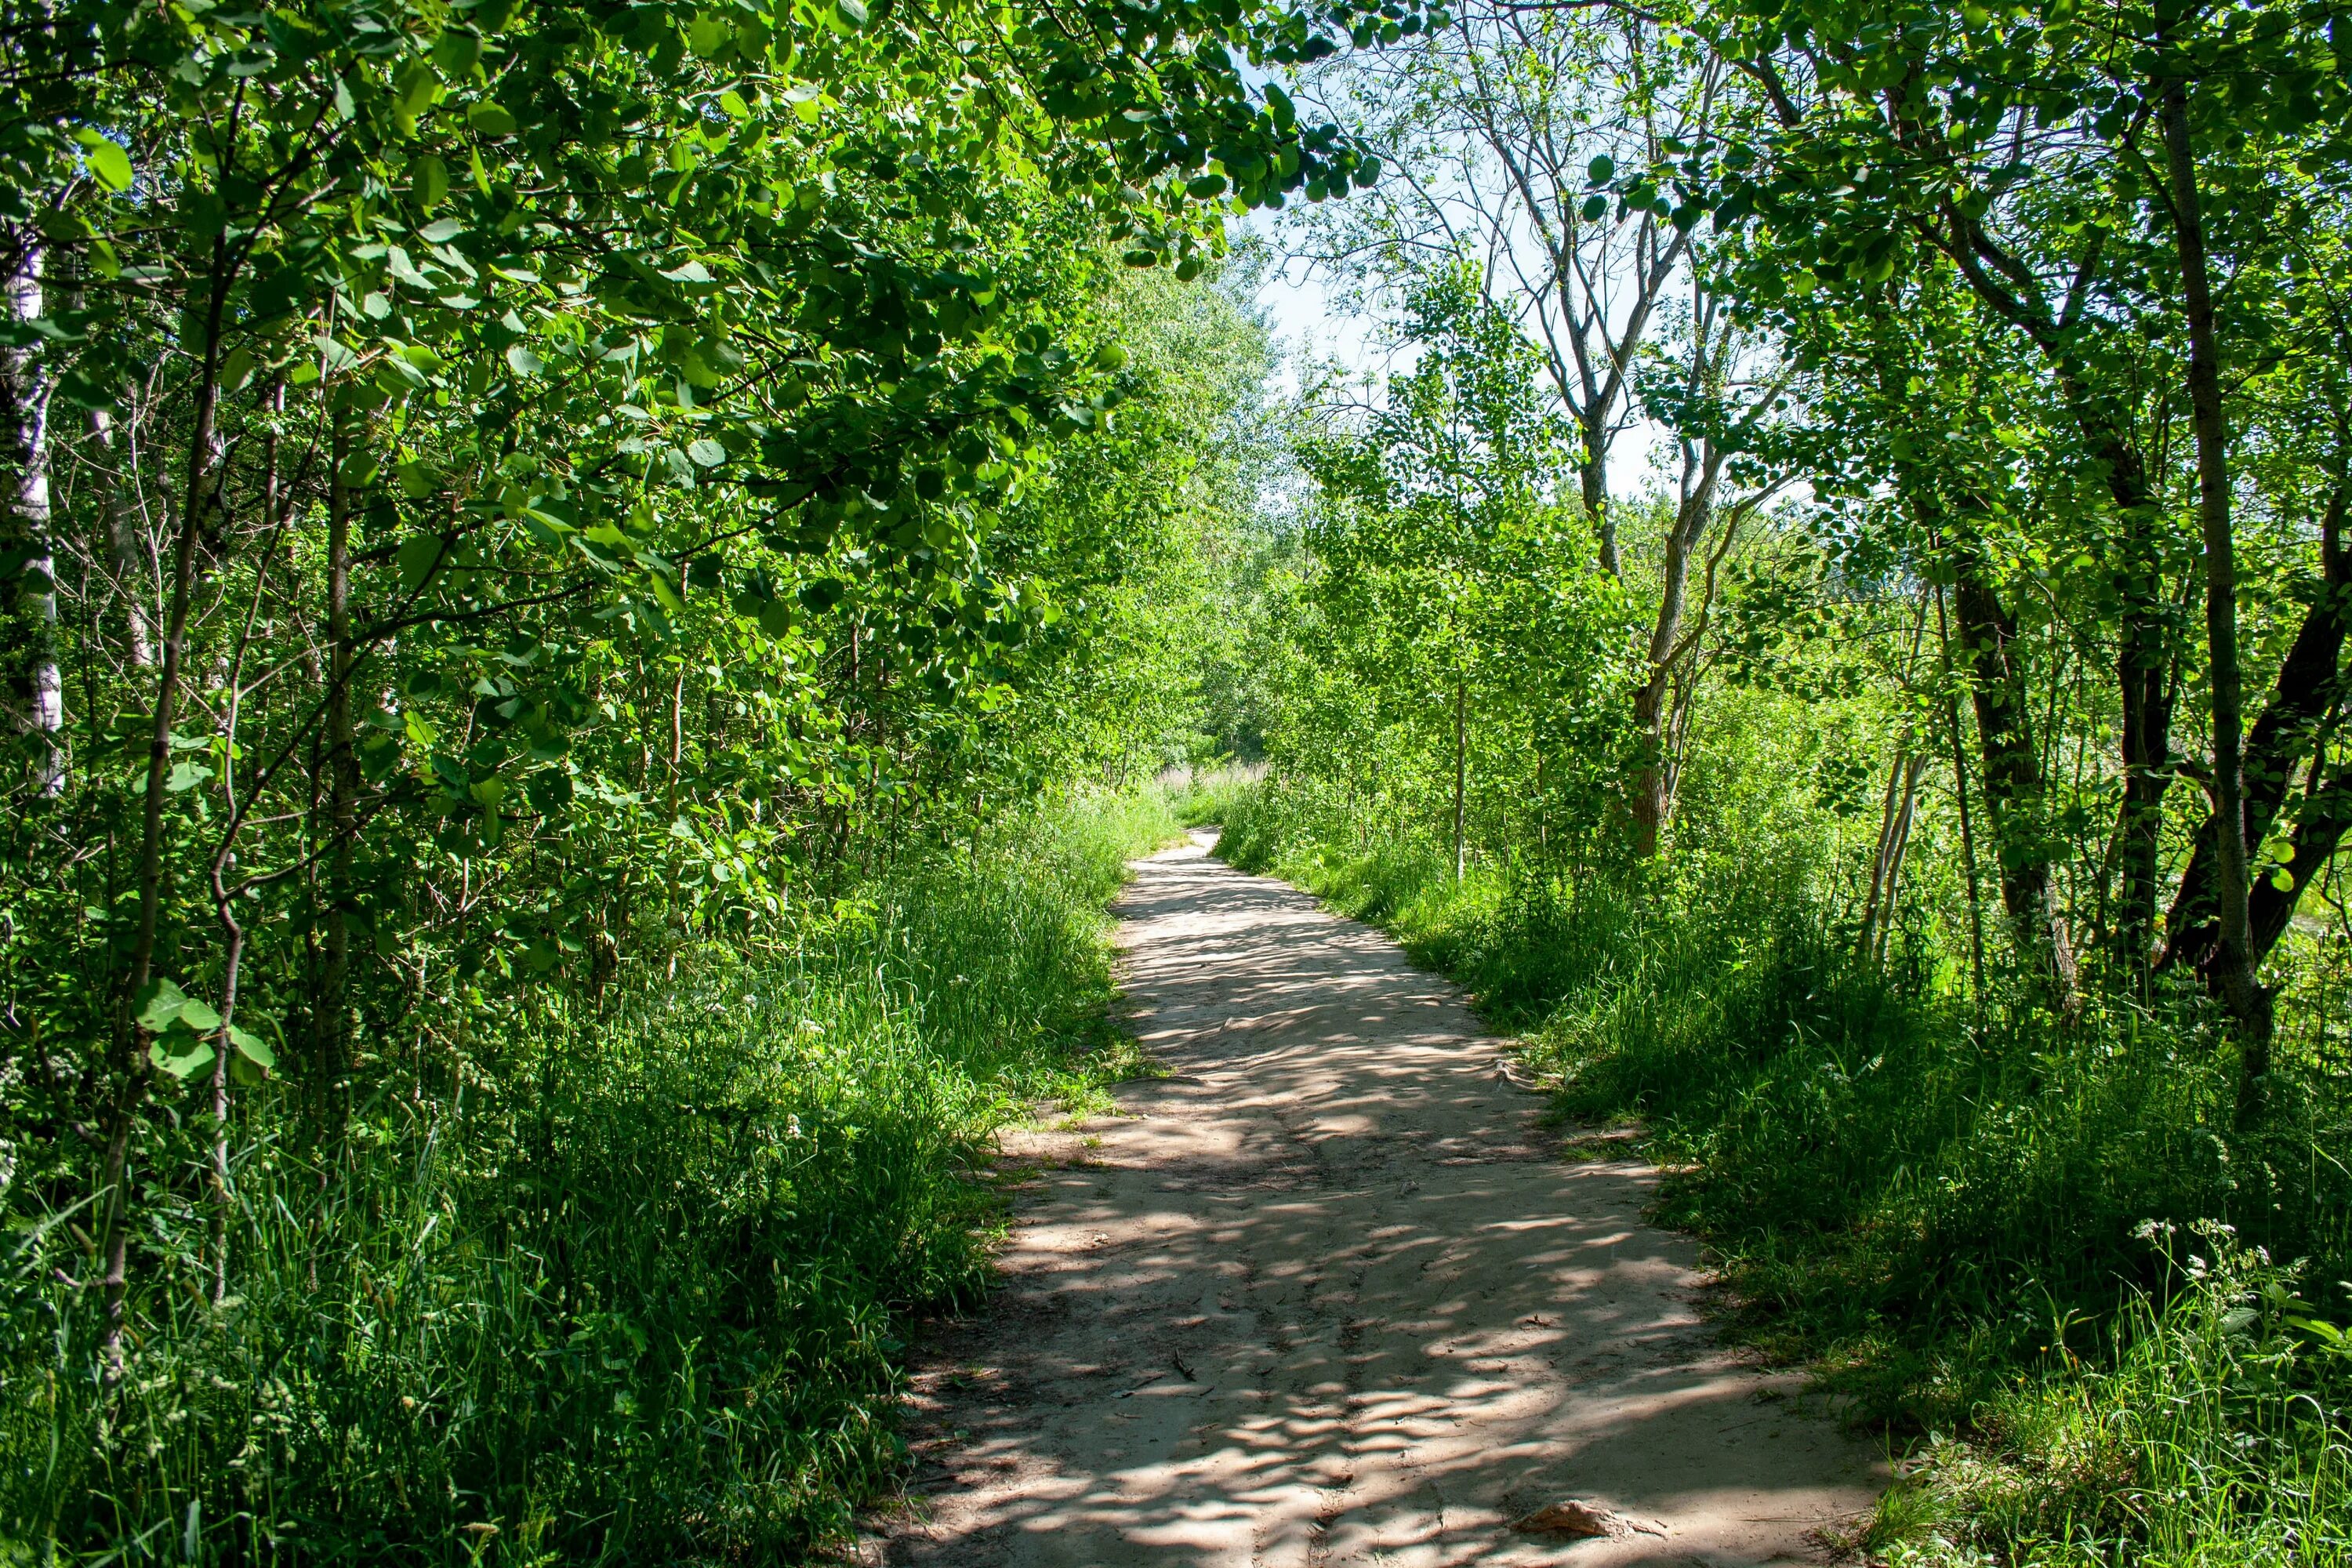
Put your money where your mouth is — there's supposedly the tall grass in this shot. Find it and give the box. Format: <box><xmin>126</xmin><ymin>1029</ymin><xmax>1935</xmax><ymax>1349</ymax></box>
<box><xmin>1159</xmin><ymin>761</ymin><xmax>1265</xmax><ymax>828</ymax></box>
<box><xmin>2</xmin><ymin>790</ymin><xmax>1178</xmax><ymax>1565</ymax></box>
<box><xmin>1220</xmin><ymin>779</ymin><xmax>2352</xmax><ymax>1566</ymax></box>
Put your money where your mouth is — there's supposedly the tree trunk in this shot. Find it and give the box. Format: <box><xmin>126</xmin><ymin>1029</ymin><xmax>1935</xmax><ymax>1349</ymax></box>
<box><xmin>1632</xmin><ymin>485</ymin><xmax>1716</xmax><ymax>857</ymax></box>
<box><xmin>321</xmin><ymin>403</ymin><xmax>357</xmax><ymax>1106</ymax></box>
<box><xmin>2109</xmin><ymin>437</ymin><xmax>2175</xmax><ymax>976</ymax></box>
<box><xmin>208</xmin><ymin>910</ymin><xmax>243</xmax><ymax>1303</ymax></box>
<box><xmin>1859</xmin><ymin>751</ymin><xmax>1926</xmax><ymax>966</ymax></box>
<box><xmin>1951</xmin><ymin>550</ymin><xmax>2078</xmax><ymax>996</ymax></box>
<box><xmin>1581</xmin><ymin>416</ymin><xmax>1617</xmax><ymax>577</ymax></box>
<box><xmin>1938</xmin><ymin>586</ymin><xmax>1991</xmax><ymax>1000</ymax></box>
<box><xmin>666</xmin><ymin>662</ymin><xmax>687</xmax><ymax>820</ymax></box>
<box><xmin>89</xmin><ymin>406</ymin><xmax>155</xmax><ymax>668</ymax></box>
<box><xmin>2162</xmin><ymin>78</ymin><xmax>2273</xmax><ymax>1112</ymax></box>
<box><xmin>1451</xmin><ymin>664</ymin><xmax>1467</xmax><ymax>883</ymax></box>
<box><xmin>99</xmin><ymin>245</ymin><xmax>230</xmax><ymax>1380</ymax></box>
<box><xmin>1858</xmin><ymin>756</ymin><xmax>1904</xmax><ymax>956</ymax></box>
<box><xmin>3</xmin><ymin>239</ymin><xmax>61</xmax><ymax>795</ymax></box>
<box><xmin>2161</xmin><ymin>487</ymin><xmax>2346</xmax><ymax>974</ymax></box>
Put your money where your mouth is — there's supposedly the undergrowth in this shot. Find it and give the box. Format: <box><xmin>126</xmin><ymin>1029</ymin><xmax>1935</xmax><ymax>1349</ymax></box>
<box><xmin>1161</xmin><ymin>762</ymin><xmax>1265</xmax><ymax>828</ymax></box>
<box><xmin>2</xmin><ymin>789</ymin><xmax>1178</xmax><ymax>1565</ymax></box>
<box><xmin>1220</xmin><ymin>782</ymin><xmax>2352</xmax><ymax>1566</ymax></box>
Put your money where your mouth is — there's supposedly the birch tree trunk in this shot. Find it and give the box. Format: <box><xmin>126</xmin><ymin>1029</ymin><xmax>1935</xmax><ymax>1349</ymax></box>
<box><xmin>3</xmin><ymin>238</ymin><xmax>61</xmax><ymax>796</ymax></box>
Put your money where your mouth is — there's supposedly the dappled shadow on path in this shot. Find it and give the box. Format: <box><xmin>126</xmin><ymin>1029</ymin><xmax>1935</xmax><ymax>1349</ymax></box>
<box><xmin>876</xmin><ymin>835</ymin><xmax>1881</xmax><ymax>1568</ymax></box>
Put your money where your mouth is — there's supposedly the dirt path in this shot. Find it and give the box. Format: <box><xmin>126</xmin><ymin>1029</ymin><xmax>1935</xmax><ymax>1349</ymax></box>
<box><xmin>874</xmin><ymin>833</ymin><xmax>1882</xmax><ymax>1566</ymax></box>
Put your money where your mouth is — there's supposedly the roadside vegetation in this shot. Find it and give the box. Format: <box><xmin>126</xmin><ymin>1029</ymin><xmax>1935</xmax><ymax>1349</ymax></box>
<box><xmin>12</xmin><ymin>790</ymin><xmax>1176</xmax><ymax>1560</ymax></box>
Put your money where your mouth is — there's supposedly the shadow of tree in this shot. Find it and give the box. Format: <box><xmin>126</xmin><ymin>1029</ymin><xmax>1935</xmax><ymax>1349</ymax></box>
<box><xmin>881</xmin><ymin>836</ymin><xmax>1882</xmax><ymax>1568</ymax></box>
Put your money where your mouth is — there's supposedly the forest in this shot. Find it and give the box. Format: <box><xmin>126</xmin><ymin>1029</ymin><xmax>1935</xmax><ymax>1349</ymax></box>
<box><xmin>5</xmin><ymin>0</ymin><xmax>2352</xmax><ymax>1556</ymax></box>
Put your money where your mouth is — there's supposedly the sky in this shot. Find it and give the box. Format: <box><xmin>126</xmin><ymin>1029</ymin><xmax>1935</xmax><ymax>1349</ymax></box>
<box><xmin>1236</xmin><ymin>212</ymin><xmax>1387</xmax><ymax>397</ymax></box>
<box><xmin>1239</xmin><ymin>215</ymin><xmax>1679</xmax><ymax>503</ymax></box>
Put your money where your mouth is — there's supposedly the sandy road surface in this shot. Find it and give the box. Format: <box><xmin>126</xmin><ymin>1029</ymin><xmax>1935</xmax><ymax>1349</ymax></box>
<box><xmin>873</xmin><ymin>832</ymin><xmax>1882</xmax><ymax>1567</ymax></box>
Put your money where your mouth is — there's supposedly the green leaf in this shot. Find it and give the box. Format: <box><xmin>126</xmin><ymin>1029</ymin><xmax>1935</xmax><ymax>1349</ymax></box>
<box><xmin>175</xmin><ymin>999</ymin><xmax>223</xmax><ymax>1033</ymax></box>
<box><xmin>433</xmin><ymin>27</ymin><xmax>482</xmax><ymax>76</ymax></box>
<box><xmin>526</xmin><ymin>769</ymin><xmax>575</xmax><ymax>812</ymax></box>
<box><xmin>412</xmin><ymin>151</ymin><xmax>452</xmax><ymax>210</ymax></box>
<box><xmin>1587</xmin><ymin>154</ymin><xmax>1614</xmax><ymax>185</ymax></box>
<box><xmin>644</xmin><ymin>561</ymin><xmax>687</xmax><ymax>612</ymax></box>
<box><xmin>397</xmin><ymin>535</ymin><xmax>448</xmax><ymax>592</ymax></box>
<box><xmin>836</xmin><ymin>0</ymin><xmax>870</xmax><ymax>27</ymax></box>
<box><xmin>395</xmin><ymin>60</ymin><xmax>441</xmax><ymax>121</ymax></box>
<box><xmin>227</xmin><ymin>1024</ymin><xmax>274</xmax><ymax>1071</ymax></box>
<box><xmin>468</xmin><ymin>102</ymin><xmax>518</xmax><ymax>138</ymax></box>
<box><xmin>85</xmin><ymin>139</ymin><xmax>133</xmax><ymax>194</ymax></box>
<box><xmin>506</xmin><ymin>343</ymin><xmax>544</xmax><ymax>377</ymax></box>
<box><xmin>150</xmin><ymin>1036</ymin><xmax>216</xmax><ymax>1080</ymax></box>
<box><xmin>314</xmin><ymin>335</ymin><xmax>361</xmax><ymax>377</ymax></box>
<box><xmin>1265</xmin><ymin>82</ymin><xmax>1296</xmax><ymax>132</ymax></box>
<box><xmin>687</xmin><ymin>437</ymin><xmax>728</xmax><ymax>468</ymax></box>
<box><xmin>376</xmin><ymin>359</ymin><xmax>427</xmax><ymax>397</ymax></box>
<box><xmin>134</xmin><ymin>977</ymin><xmax>191</xmax><ymax>1032</ymax></box>
<box><xmin>1581</xmin><ymin>194</ymin><xmax>1607</xmax><ymax>222</ymax></box>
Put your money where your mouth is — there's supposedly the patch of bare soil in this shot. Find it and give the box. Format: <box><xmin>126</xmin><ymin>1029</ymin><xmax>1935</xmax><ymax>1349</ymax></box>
<box><xmin>867</xmin><ymin>832</ymin><xmax>1884</xmax><ymax>1566</ymax></box>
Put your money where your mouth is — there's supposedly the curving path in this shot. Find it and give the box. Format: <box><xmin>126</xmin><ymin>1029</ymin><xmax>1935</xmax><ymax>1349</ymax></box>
<box><xmin>873</xmin><ymin>831</ymin><xmax>1882</xmax><ymax>1566</ymax></box>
